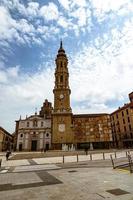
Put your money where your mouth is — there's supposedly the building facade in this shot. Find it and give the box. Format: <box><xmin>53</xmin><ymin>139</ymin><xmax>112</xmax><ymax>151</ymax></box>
<box><xmin>16</xmin><ymin>100</ymin><xmax>52</xmax><ymax>151</ymax></box>
<box><xmin>52</xmin><ymin>42</ymin><xmax>113</xmax><ymax>150</ymax></box>
<box><xmin>110</xmin><ymin>92</ymin><xmax>133</xmax><ymax>148</ymax></box>
<box><xmin>0</xmin><ymin>127</ymin><xmax>13</xmax><ymax>151</ymax></box>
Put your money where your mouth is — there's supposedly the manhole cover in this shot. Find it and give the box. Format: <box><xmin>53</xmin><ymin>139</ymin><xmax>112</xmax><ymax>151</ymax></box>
<box><xmin>68</xmin><ymin>170</ymin><xmax>77</xmax><ymax>173</ymax></box>
<box><xmin>106</xmin><ymin>188</ymin><xmax>130</xmax><ymax>196</ymax></box>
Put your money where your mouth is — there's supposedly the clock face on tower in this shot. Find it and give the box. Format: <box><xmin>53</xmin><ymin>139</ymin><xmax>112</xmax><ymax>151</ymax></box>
<box><xmin>60</xmin><ymin>94</ymin><xmax>64</xmax><ymax>99</ymax></box>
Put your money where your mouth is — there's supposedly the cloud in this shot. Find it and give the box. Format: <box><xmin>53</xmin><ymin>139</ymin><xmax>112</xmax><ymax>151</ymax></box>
<box><xmin>40</xmin><ymin>2</ymin><xmax>59</xmax><ymax>21</ymax></box>
<box><xmin>69</xmin><ymin>18</ymin><xmax>133</xmax><ymax>113</ymax></box>
<box><xmin>0</xmin><ymin>62</ymin><xmax>54</xmax><ymax>132</ymax></box>
<box><xmin>91</xmin><ymin>0</ymin><xmax>133</xmax><ymax>22</ymax></box>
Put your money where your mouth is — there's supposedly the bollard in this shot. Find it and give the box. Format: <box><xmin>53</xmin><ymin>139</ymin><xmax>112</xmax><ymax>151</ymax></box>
<box><xmin>90</xmin><ymin>153</ymin><xmax>92</xmax><ymax>161</ymax></box>
<box><xmin>77</xmin><ymin>154</ymin><xmax>79</xmax><ymax>162</ymax></box>
<box><xmin>128</xmin><ymin>154</ymin><xmax>133</xmax><ymax>173</ymax></box>
<box><xmin>110</xmin><ymin>155</ymin><xmax>115</xmax><ymax>169</ymax></box>
<box><xmin>103</xmin><ymin>152</ymin><xmax>105</xmax><ymax>160</ymax></box>
<box><xmin>63</xmin><ymin>155</ymin><xmax>64</xmax><ymax>163</ymax></box>
<box><xmin>126</xmin><ymin>151</ymin><xmax>128</xmax><ymax>157</ymax></box>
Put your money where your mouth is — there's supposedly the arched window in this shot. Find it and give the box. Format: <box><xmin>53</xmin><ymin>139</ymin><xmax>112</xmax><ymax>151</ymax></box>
<box><xmin>60</xmin><ymin>61</ymin><xmax>63</xmax><ymax>67</ymax></box>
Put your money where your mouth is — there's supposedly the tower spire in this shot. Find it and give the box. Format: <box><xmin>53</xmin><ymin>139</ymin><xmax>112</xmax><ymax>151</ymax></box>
<box><xmin>60</xmin><ymin>40</ymin><xmax>63</xmax><ymax>49</ymax></box>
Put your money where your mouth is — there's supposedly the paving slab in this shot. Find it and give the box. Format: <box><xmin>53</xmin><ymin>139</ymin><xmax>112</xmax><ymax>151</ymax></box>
<box><xmin>13</xmin><ymin>164</ymin><xmax>61</xmax><ymax>172</ymax></box>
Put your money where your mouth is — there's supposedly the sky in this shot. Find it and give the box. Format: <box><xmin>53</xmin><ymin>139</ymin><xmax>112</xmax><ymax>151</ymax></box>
<box><xmin>0</xmin><ymin>0</ymin><xmax>133</xmax><ymax>133</ymax></box>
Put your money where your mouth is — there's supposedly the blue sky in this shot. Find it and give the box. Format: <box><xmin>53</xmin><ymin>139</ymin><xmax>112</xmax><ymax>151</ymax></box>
<box><xmin>0</xmin><ymin>0</ymin><xmax>133</xmax><ymax>133</ymax></box>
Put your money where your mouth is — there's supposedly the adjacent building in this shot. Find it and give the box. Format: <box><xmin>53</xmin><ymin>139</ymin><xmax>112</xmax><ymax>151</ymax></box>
<box><xmin>16</xmin><ymin>100</ymin><xmax>52</xmax><ymax>151</ymax></box>
<box><xmin>110</xmin><ymin>92</ymin><xmax>133</xmax><ymax>148</ymax></box>
<box><xmin>0</xmin><ymin>127</ymin><xmax>13</xmax><ymax>151</ymax></box>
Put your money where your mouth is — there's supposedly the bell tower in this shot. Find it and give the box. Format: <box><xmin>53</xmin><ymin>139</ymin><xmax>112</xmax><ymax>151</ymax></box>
<box><xmin>52</xmin><ymin>41</ymin><xmax>73</xmax><ymax>149</ymax></box>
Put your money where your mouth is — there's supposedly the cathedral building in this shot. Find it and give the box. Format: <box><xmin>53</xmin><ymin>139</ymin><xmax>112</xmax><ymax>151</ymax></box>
<box><xmin>52</xmin><ymin>42</ymin><xmax>112</xmax><ymax>150</ymax></box>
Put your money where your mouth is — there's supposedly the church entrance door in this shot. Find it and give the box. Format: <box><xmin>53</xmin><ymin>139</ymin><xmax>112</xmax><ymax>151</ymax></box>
<box><xmin>46</xmin><ymin>143</ymin><xmax>49</xmax><ymax>150</ymax></box>
<box><xmin>31</xmin><ymin>140</ymin><xmax>37</xmax><ymax>151</ymax></box>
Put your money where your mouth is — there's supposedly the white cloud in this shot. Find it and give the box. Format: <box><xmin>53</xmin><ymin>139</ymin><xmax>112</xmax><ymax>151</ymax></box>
<box><xmin>40</xmin><ymin>2</ymin><xmax>59</xmax><ymax>21</ymax></box>
<box><xmin>91</xmin><ymin>0</ymin><xmax>133</xmax><ymax>22</ymax></box>
<box><xmin>69</xmin><ymin>18</ymin><xmax>133</xmax><ymax>113</ymax></box>
<box><xmin>27</xmin><ymin>2</ymin><xmax>39</xmax><ymax>17</ymax></box>
<box><xmin>0</xmin><ymin>63</ymin><xmax>54</xmax><ymax>132</ymax></box>
<box><xmin>58</xmin><ymin>0</ymin><xmax>70</xmax><ymax>10</ymax></box>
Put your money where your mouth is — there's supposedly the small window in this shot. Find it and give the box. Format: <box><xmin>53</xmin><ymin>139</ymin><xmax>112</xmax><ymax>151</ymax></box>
<box><xmin>60</xmin><ymin>75</ymin><xmax>63</xmax><ymax>82</ymax></box>
<box><xmin>122</xmin><ymin>111</ymin><xmax>124</xmax><ymax>117</ymax></box>
<box><xmin>123</xmin><ymin>119</ymin><xmax>125</xmax><ymax>124</ymax></box>
<box><xmin>41</xmin><ymin>122</ymin><xmax>43</xmax><ymax>127</ymax></box>
<box><xmin>27</xmin><ymin>122</ymin><xmax>29</xmax><ymax>127</ymax></box>
<box><xmin>60</xmin><ymin>61</ymin><xmax>63</xmax><ymax>67</ymax></box>
<box><xmin>129</xmin><ymin>124</ymin><xmax>131</xmax><ymax>131</ymax></box>
<box><xmin>116</xmin><ymin>114</ymin><xmax>118</xmax><ymax>119</ymax></box>
<box><xmin>46</xmin><ymin>133</ymin><xmax>49</xmax><ymax>137</ymax></box>
<box><xmin>124</xmin><ymin>126</ymin><xmax>126</xmax><ymax>132</ymax></box>
<box><xmin>128</xmin><ymin>117</ymin><xmax>130</xmax><ymax>123</ymax></box>
<box><xmin>20</xmin><ymin>134</ymin><xmax>23</xmax><ymax>138</ymax></box>
<box><xmin>126</xmin><ymin>109</ymin><xmax>129</xmax><ymax>115</ymax></box>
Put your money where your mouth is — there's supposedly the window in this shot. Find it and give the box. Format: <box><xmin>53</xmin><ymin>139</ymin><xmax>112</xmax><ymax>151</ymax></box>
<box><xmin>126</xmin><ymin>109</ymin><xmax>129</xmax><ymax>115</ymax></box>
<box><xmin>60</xmin><ymin>61</ymin><xmax>63</xmax><ymax>67</ymax></box>
<box><xmin>116</xmin><ymin>114</ymin><xmax>118</xmax><ymax>119</ymax></box>
<box><xmin>122</xmin><ymin>111</ymin><xmax>124</xmax><ymax>117</ymax></box>
<box><xmin>128</xmin><ymin>117</ymin><xmax>130</xmax><ymax>123</ymax></box>
<box><xmin>129</xmin><ymin>124</ymin><xmax>131</xmax><ymax>131</ymax></box>
<box><xmin>46</xmin><ymin>133</ymin><xmax>49</xmax><ymax>137</ymax></box>
<box><xmin>20</xmin><ymin>134</ymin><xmax>23</xmax><ymax>138</ymax></box>
<box><xmin>41</xmin><ymin>121</ymin><xmax>43</xmax><ymax>127</ymax></box>
<box><xmin>60</xmin><ymin>75</ymin><xmax>63</xmax><ymax>82</ymax></box>
<box><xmin>124</xmin><ymin>126</ymin><xmax>126</xmax><ymax>132</ymax></box>
<box><xmin>123</xmin><ymin>119</ymin><xmax>125</xmax><ymax>124</ymax></box>
<box><xmin>27</xmin><ymin>122</ymin><xmax>29</xmax><ymax>127</ymax></box>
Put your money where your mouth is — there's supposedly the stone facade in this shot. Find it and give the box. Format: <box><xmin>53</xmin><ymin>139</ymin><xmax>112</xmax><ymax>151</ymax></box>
<box><xmin>110</xmin><ymin>92</ymin><xmax>133</xmax><ymax>148</ymax></box>
<box><xmin>0</xmin><ymin>127</ymin><xmax>13</xmax><ymax>151</ymax></box>
<box><xmin>16</xmin><ymin>100</ymin><xmax>52</xmax><ymax>151</ymax></box>
<box><xmin>73</xmin><ymin>114</ymin><xmax>112</xmax><ymax>149</ymax></box>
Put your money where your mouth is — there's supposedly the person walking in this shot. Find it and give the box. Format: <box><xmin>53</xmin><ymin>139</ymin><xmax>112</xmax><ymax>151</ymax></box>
<box><xmin>6</xmin><ymin>150</ymin><xmax>10</xmax><ymax>161</ymax></box>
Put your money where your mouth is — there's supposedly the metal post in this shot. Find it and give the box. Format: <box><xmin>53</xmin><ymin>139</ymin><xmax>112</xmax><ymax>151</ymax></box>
<box><xmin>90</xmin><ymin>153</ymin><xmax>92</xmax><ymax>161</ymax></box>
<box><xmin>110</xmin><ymin>155</ymin><xmax>115</xmax><ymax>169</ymax></box>
<box><xmin>114</xmin><ymin>151</ymin><xmax>117</xmax><ymax>158</ymax></box>
<box><xmin>77</xmin><ymin>154</ymin><xmax>79</xmax><ymax>162</ymax></box>
<box><xmin>103</xmin><ymin>152</ymin><xmax>105</xmax><ymax>160</ymax></box>
<box><xmin>0</xmin><ymin>159</ymin><xmax>2</xmax><ymax>168</ymax></box>
<box><xmin>128</xmin><ymin>154</ymin><xmax>132</xmax><ymax>173</ymax></box>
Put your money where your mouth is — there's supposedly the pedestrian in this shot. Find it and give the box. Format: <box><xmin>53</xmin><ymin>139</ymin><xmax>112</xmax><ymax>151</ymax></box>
<box><xmin>6</xmin><ymin>150</ymin><xmax>10</xmax><ymax>161</ymax></box>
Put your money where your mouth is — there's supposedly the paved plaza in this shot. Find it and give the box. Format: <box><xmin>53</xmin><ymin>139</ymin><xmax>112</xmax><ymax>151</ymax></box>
<box><xmin>0</xmin><ymin>150</ymin><xmax>133</xmax><ymax>200</ymax></box>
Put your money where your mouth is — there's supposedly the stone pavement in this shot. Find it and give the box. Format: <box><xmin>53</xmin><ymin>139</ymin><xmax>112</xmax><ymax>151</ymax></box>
<box><xmin>0</xmin><ymin>150</ymin><xmax>133</xmax><ymax>200</ymax></box>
